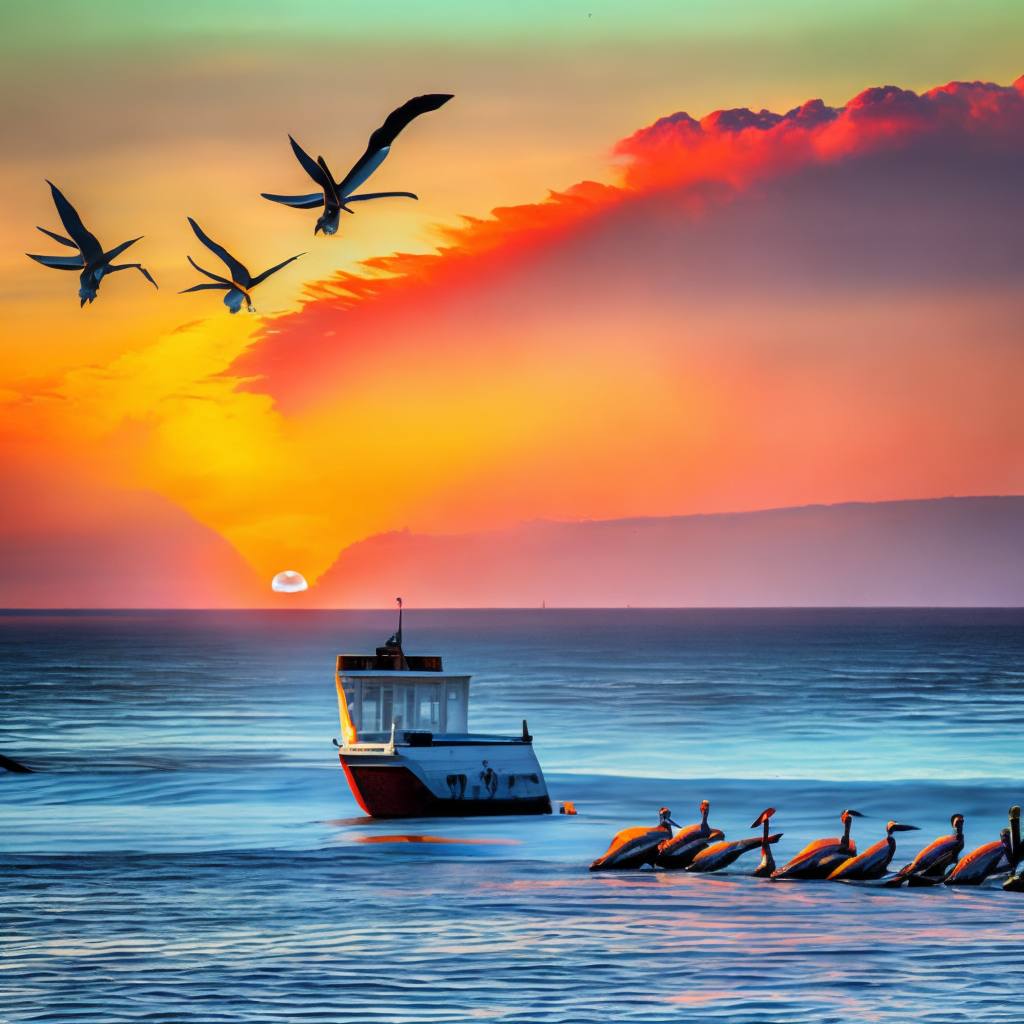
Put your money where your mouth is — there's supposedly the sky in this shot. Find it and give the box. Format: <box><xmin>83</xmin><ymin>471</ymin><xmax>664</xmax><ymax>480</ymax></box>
<box><xmin>1</xmin><ymin>2</ymin><xmax>1022</xmax><ymax>606</ymax></box>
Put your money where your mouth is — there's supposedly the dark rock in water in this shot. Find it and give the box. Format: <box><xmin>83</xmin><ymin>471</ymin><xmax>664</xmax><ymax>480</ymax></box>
<box><xmin>0</xmin><ymin>752</ymin><xmax>35</xmax><ymax>773</ymax></box>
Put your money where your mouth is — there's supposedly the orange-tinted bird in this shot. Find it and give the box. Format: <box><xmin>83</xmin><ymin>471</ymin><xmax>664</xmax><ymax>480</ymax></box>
<box><xmin>888</xmin><ymin>813</ymin><xmax>964</xmax><ymax>887</ymax></box>
<box><xmin>655</xmin><ymin>799</ymin><xmax>723</xmax><ymax>869</ymax></box>
<box><xmin>771</xmin><ymin>809</ymin><xmax>863</xmax><ymax>880</ymax></box>
<box><xmin>946</xmin><ymin>808</ymin><xmax>1020</xmax><ymax>886</ymax></box>
<box><xmin>827</xmin><ymin>820</ymin><xmax>919</xmax><ymax>882</ymax></box>
<box><xmin>687</xmin><ymin>807</ymin><xmax>783</xmax><ymax>874</ymax></box>
<box><xmin>589</xmin><ymin>807</ymin><xmax>679</xmax><ymax>871</ymax></box>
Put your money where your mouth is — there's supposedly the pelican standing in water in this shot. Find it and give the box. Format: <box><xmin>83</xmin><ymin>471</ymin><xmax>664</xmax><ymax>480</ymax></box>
<box><xmin>262</xmin><ymin>94</ymin><xmax>454</xmax><ymax>235</ymax></box>
<box><xmin>656</xmin><ymin>799</ymin><xmax>724</xmax><ymax>869</ymax></box>
<box><xmin>26</xmin><ymin>181</ymin><xmax>157</xmax><ymax>306</ymax></box>
<box><xmin>887</xmin><ymin>813</ymin><xmax>964</xmax><ymax>887</ymax></box>
<box><xmin>827</xmin><ymin>821</ymin><xmax>920</xmax><ymax>882</ymax></box>
<box><xmin>180</xmin><ymin>218</ymin><xmax>303</xmax><ymax>313</ymax></box>
<box><xmin>753</xmin><ymin>807</ymin><xmax>781</xmax><ymax>877</ymax></box>
<box><xmin>770</xmin><ymin>809</ymin><xmax>863</xmax><ymax>880</ymax></box>
<box><xmin>589</xmin><ymin>807</ymin><xmax>679</xmax><ymax>871</ymax></box>
<box><xmin>687</xmin><ymin>808</ymin><xmax>783</xmax><ymax>874</ymax></box>
<box><xmin>946</xmin><ymin>806</ymin><xmax>1021</xmax><ymax>886</ymax></box>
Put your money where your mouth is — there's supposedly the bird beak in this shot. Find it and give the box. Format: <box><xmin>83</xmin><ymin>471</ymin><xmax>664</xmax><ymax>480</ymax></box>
<box><xmin>668</xmin><ymin>819</ymin><xmax>681</xmax><ymax>829</ymax></box>
<box><xmin>891</xmin><ymin>824</ymin><xmax>920</xmax><ymax>832</ymax></box>
<box><xmin>848</xmin><ymin>810</ymin><xmax>865</xmax><ymax>817</ymax></box>
<box><xmin>750</xmin><ymin>808</ymin><xmax>776</xmax><ymax>828</ymax></box>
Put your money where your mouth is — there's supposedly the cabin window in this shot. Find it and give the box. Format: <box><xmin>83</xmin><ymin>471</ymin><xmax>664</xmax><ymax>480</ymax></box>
<box><xmin>417</xmin><ymin>682</ymin><xmax>440</xmax><ymax>729</ymax></box>
<box><xmin>446</xmin><ymin>683</ymin><xmax>467</xmax><ymax>733</ymax></box>
<box><xmin>362</xmin><ymin>684</ymin><xmax>379</xmax><ymax>732</ymax></box>
<box><xmin>339</xmin><ymin>673</ymin><xmax>469</xmax><ymax>735</ymax></box>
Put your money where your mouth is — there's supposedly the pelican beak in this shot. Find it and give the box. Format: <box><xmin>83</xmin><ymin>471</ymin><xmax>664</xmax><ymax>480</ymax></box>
<box><xmin>847</xmin><ymin>810</ymin><xmax>865</xmax><ymax>817</ymax></box>
<box><xmin>750</xmin><ymin>808</ymin><xmax>776</xmax><ymax>828</ymax></box>
<box><xmin>668</xmin><ymin>819</ymin><xmax>681</xmax><ymax>829</ymax></box>
<box><xmin>891</xmin><ymin>824</ymin><xmax>920</xmax><ymax>832</ymax></box>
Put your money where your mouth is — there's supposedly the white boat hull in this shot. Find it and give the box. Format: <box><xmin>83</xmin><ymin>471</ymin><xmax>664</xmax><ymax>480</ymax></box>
<box><xmin>339</xmin><ymin>735</ymin><xmax>551</xmax><ymax>818</ymax></box>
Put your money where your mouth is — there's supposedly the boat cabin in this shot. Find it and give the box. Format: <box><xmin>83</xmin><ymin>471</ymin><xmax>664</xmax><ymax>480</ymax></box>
<box><xmin>336</xmin><ymin>654</ymin><xmax>470</xmax><ymax>736</ymax></box>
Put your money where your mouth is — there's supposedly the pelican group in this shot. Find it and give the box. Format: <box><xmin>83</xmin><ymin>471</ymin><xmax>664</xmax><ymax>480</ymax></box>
<box><xmin>587</xmin><ymin>803</ymin><xmax>1022</xmax><ymax>892</ymax></box>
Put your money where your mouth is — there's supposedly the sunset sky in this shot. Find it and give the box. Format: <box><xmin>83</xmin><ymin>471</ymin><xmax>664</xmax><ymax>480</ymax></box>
<box><xmin>1</xmin><ymin>2</ymin><xmax>1022</xmax><ymax>606</ymax></box>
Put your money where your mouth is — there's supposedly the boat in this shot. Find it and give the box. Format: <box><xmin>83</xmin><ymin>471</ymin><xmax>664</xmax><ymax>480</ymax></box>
<box><xmin>333</xmin><ymin>602</ymin><xmax>551</xmax><ymax>818</ymax></box>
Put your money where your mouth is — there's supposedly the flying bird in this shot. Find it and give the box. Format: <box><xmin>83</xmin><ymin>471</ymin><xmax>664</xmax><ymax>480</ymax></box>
<box><xmin>262</xmin><ymin>93</ymin><xmax>454</xmax><ymax>235</ymax></box>
<box><xmin>26</xmin><ymin>181</ymin><xmax>157</xmax><ymax>306</ymax></box>
<box><xmin>180</xmin><ymin>218</ymin><xmax>303</xmax><ymax>313</ymax></box>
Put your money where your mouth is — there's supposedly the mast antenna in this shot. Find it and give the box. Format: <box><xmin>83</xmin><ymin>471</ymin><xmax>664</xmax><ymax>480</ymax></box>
<box><xmin>394</xmin><ymin>597</ymin><xmax>408</xmax><ymax>669</ymax></box>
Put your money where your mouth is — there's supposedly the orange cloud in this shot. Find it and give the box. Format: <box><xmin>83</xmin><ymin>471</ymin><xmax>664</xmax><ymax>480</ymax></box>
<box><xmin>616</xmin><ymin>78</ymin><xmax>1024</xmax><ymax>193</ymax></box>
<box><xmin>234</xmin><ymin>76</ymin><xmax>1024</xmax><ymax>410</ymax></box>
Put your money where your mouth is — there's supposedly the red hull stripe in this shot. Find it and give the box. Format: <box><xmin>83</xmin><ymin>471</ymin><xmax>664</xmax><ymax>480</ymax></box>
<box><xmin>339</xmin><ymin>756</ymin><xmax>371</xmax><ymax>815</ymax></box>
<box><xmin>342</xmin><ymin>761</ymin><xmax>550</xmax><ymax>818</ymax></box>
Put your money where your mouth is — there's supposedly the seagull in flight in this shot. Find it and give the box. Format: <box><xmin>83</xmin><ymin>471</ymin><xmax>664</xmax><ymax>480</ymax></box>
<box><xmin>180</xmin><ymin>217</ymin><xmax>303</xmax><ymax>314</ymax></box>
<box><xmin>262</xmin><ymin>93</ymin><xmax>454</xmax><ymax>236</ymax></box>
<box><xmin>26</xmin><ymin>181</ymin><xmax>157</xmax><ymax>306</ymax></box>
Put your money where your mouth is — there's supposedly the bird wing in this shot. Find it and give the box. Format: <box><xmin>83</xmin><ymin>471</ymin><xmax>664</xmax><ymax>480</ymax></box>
<box><xmin>948</xmin><ymin>841</ymin><xmax>1007</xmax><ymax>882</ymax></box>
<box><xmin>898</xmin><ymin>835</ymin><xmax>956</xmax><ymax>877</ymax></box>
<box><xmin>26</xmin><ymin>252</ymin><xmax>86</xmax><ymax>269</ymax></box>
<box><xmin>46</xmin><ymin>181</ymin><xmax>103</xmax><ymax>262</ymax></box>
<box><xmin>337</xmin><ymin>93</ymin><xmax>453</xmax><ymax>196</ymax></box>
<box><xmin>109</xmin><ymin>263</ymin><xmax>158</xmax><ymax>289</ymax></box>
<box><xmin>102</xmin><ymin>237</ymin><xmax>142</xmax><ymax>263</ymax></box>
<box><xmin>186</xmin><ymin>254</ymin><xmax>233</xmax><ymax>286</ymax></box>
<box><xmin>37</xmin><ymin>225</ymin><xmax>79</xmax><ymax>249</ymax></box>
<box><xmin>828</xmin><ymin>838</ymin><xmax>888</xmax><ymax>880</ymax></box>
<box><xmin>249</xmin><ymin>252</ymin><xmax>305</xmax><ymax>288</ymax></box>
<box><xmin>261</xmin><ymin>191</ymin><xmax>325</xmax><ymax>209</ymax></box>
<box><xmin>187</xmin><ymin>218</ymin><xmax>252</xmax><ymax>286</ymax></box>
<box><xmin>344</xmin><ymin>191</ymin><xmax>419</xmax><ymax>202</ymax></box>
<box><xmin>288</xmin><ymin>135</ymin><xmax>335</xmax><ymax>193</ymax></box>
<box><xmin>179</xmin><ymin>282</ymin><xmax>230</xmax><ymax>294</ymax></box>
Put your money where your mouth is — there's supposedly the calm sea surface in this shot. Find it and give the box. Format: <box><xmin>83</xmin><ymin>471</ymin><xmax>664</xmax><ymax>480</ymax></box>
<box><xmin>2</xmin><ymin>609</ymin><xmax>1022</xmax><ymax>1023</ymax></box>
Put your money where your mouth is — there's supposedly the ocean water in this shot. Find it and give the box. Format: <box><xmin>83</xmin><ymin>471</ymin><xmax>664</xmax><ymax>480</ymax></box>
<box><xmin>1</xmin><ymin>608</ymin><xmax>1022</xmax><ymax>1023</ymax></box>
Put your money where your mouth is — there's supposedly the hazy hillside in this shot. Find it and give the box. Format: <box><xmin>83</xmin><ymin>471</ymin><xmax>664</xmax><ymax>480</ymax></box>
<box><xmin>313</xmin><ymin>497</ymin><xmax>1024</xmax><ymax>607</ymax></box>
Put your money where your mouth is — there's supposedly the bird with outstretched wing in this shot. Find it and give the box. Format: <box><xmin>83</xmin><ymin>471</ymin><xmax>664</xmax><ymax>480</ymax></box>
<box><xmin>26</xmin><ymin>181</ymin><xmax>157</xmax><ymax>306</ymax></box>
<box><xmin>262</xmin><ymin>93</ymin><xmax>453</xmax><ymax>235</ymax></box>
<box><xmin>180</xmin><ymin>217</ymin><xmax>303</xmax><ymax>314</ymax></box>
